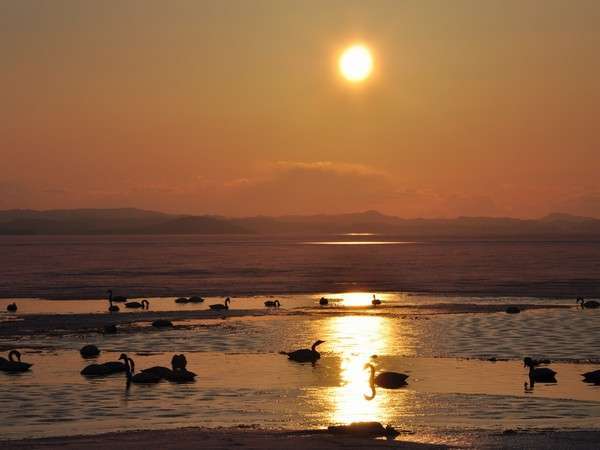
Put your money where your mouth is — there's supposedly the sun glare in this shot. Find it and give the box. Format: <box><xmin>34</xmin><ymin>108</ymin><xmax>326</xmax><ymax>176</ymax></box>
<box><xmin>339</xmin><ymin>44</ymin><xmax>373</xmax><ymax>83</ymax></box>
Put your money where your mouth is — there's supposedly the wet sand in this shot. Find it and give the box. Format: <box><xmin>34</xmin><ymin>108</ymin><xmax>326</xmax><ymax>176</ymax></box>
<box><xmin>2</xmin><ymin>428</ymin><xmax>600</xmax><ymax>450</ymax></box>
<box><xmin>0</xmin><ymin>300</ymin><xmax>573</xmax><ymax>338</ymax></box>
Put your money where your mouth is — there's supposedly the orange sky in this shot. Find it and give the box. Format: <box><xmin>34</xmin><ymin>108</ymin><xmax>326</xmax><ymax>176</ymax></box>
<box><xmin>1</xmin><ymin>0</ymin><xmax>599</xmax><ymax>217</ymax></box>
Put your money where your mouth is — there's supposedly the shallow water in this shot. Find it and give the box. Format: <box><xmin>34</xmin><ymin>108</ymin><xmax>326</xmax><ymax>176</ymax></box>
<box><xmin>1</xmin><ymin>295</ymin><xmax>600</xmax><ymax>439</ymax></box>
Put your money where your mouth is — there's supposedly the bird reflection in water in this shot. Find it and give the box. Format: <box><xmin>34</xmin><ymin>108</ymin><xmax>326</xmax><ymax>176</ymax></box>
<box><xmin>323</xmin><ymin>315</ymin><xmax>399</xmax><ymax>425</ymax></box>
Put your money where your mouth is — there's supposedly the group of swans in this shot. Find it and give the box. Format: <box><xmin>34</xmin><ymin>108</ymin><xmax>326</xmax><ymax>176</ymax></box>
<box><xmin>282</xmin><ymin>340</ymin><xmax>409</xmax><ymax>399</ymax></box>
<box><xmin>175</xmin><ymin>296</ymin><xmax>204</xmax><ymax>304</ymax></box>
<box><xmin>107</xmin><ymin>290</ymin><xmax>150</xmax><ymax>312</ymax></box>
<box><xmin>318</xmin><ymin>295</ymin><xmax>382</xmax><ymax>307</ymax></box>
<box><xmin>264</xmin><ymin>300</ymin><xmax>281</xmax><ymax>307</ymax></box>
<box><xmin>78</xmin><ymin>349</ymin><xmax>196</xmax><ymax>383</ymax></box>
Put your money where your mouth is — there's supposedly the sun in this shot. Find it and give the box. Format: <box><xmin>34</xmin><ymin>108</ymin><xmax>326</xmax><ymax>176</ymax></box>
<box><xmin>339</xmin><ymin>44</ymin><xmax>373</xmax><ymax>83</ymax></box>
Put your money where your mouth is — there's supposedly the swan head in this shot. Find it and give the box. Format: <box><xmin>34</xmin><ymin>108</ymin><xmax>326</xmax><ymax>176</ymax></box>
<box><xmin>523</xmin><ymin>357</ymin><xmax>534</xmax><ymax>368</ymax></box>
<box><xmin>118</xmin><ymin>353</ymin><xmax>128</xmax><ymax>362</ymax></box>
<box><xmin>9</xmin><ymin>350</ymin><xmax>21</xmax><ymax>362</ymax></box>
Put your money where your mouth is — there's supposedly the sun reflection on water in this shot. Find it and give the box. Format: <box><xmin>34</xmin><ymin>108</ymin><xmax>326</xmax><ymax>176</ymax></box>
<box><xmin>332</xmin><ymin>292</ymin><xmax>389</xmax><ymax>307</ymax></box>
<box><xmin>320</xmin><ymin>315</ymin><xmax>400</xmax><ymax>425</ymax></box>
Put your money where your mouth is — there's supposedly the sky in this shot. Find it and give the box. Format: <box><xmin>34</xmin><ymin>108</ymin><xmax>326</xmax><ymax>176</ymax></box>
<box><xmin>1</xmin><ymin>0</ymin><xmax>599</xmax><ymax>218</ymax></box>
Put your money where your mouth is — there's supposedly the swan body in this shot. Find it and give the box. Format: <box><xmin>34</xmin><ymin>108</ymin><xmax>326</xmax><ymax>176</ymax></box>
<box><xmin>152</xmin><ymin>319</ymin><xmax>173</xmax><ymax>328</ymax></box>
<box><xmin>0</xmin><ymin>350</ymin><xmax>32</xmax><ymax>372</ymax></box>
<box><xmin>582</xmin><ymin>369</ymin><xmax>600</xmax><ymax>383</ymax></box>
<box><xmin>6</xmin><ymin>303</ymin><xmax>17</xmax><ymax>312</ymax></box>
<box><xmin>80</xmin><ymin>345</ymin><xmax>100</xmax><ymax>358</ymax></box>
<box><xmin>81</xmin><ymin>361</ymin><xmax>126</xmax><ymax>376</ymax></box>
<box><xmin>577</xmin><ymin>298</ymin><xmax>600</xmax><ymax>309</ymax></box>
<box><xmin>125</xmin><ymin>299</ymin><xmax>149</xmax><ymax>309</ymax></box>
<box><xmin>365</xmin><ymin>363</ymin><xmax>408</xmax><ymax>388</ymax></box>
<box><xmin>524</xmin><ymin>357</ymin><xmax>556</xmax><ymax>382</ymax></box>
<box><xmin>319</xmin><ymin>297</ymin><xmax>329</xmax><ymax>305</ymax></box>
<box><xmin>175</xmin><ymin>297</ymin><xmax>190</xmax><ymax>303</ymax></box>
<box><xmin>371</xmin><ymin>295</ymin><xmax>382</xmax><ymax>306</ymax></box>
<box><xmin>209</xmin><ymin>297</ymin><xmax>231</xmax><ymax>310</ymax></box>
<box><xmin>119</xmin><ymin>354</ymin><xmax>161</xmax><ymax>384</ymax></box>
<box><xmin>264</xmin><ymin>300</ymin><xmax>281</xmax><ymax>307</ymax></box>
<box><xmin>284</xmin><ymin>340</ymin><xmax>325</xmax><ymax>363</ymax></box>
<box><xmin>107</xmin><ymin>290</ymin><xmax>127</xmax><ymax>303</ymax></box>
<box><xmin>141</xmin><ymin>354</ymin><xmax>196</xmax><ymax>382</ymax></box>
<box><xmin>189</xmin><ymin>296</ymin><xmax>204</xmax><ymax>303</ymax></box>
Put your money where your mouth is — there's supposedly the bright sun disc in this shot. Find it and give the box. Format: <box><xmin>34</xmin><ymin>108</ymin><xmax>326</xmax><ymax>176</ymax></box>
<box><xmin>339</xmin><ymin>44</ymin><xmax>373</xmax><ymax>82</ymax></box>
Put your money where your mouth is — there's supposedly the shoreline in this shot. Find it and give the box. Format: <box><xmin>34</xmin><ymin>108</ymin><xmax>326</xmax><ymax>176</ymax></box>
<box><xmin>2</xmin><ymin>427</ymin><xmax>600</xmax><ymax>450</ymax></box>
<box><xmin>0</xmin><ymin>303</ymin><xmax>574</xmax><ymax>338</ymax></box>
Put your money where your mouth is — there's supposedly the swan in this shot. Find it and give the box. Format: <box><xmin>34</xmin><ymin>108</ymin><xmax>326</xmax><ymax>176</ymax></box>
<box><xmin>0</xmin><ymin>350</ymin><xmax>32</xmax><ymax>372</ymax></box>
<box><xmin>283</xmin><ymin>340</ymin><xmax>325</xmax><ymax>363</ymax></box>
<box><xmin>209</xmin><ymin>297</ymin><xmax>231</xmax><ymax>311</ymax></box>
<box><xmin>264</xmin><ymin>300</ymin><xmax>281</xmax><ymax>307</ymax></box>
<box><xmin>189</xmin><ymin>296</ymin><xmax>204</xmax><ymax>303</ymax></box>
<box><xmin>365</xmin><ymin>363</ymin><xmax>408</xmax><ymax>389</ymax></box>
<box><xmin>371</xmin><ymin>295</ymin><xmax>382</xmax><ymax>306</ymax></box>
<box><xmin>125</xmin><ymin>299</ymin><xmax>149</xmax><ymax>309</ymax></box>
<box><xmin>582</xmin><ymin>369</ymin><xmax>600</xmax><ymax>383</ymax></box>
<box><xmin>108</xmin><ymin>299</ymin><xmax>120</xmax><ymax>312</ymax></box>
<box><xmin>175</xmin><ymin>297</ymin><xmax>190</xmax><ymax>304</ymax></box>
<box><xmin>107</xmin><ymin>289</ymin><xmax>127</xmax><ymax>303</ymax></box>
<box><xmin>577</xmin><ymin>298</ymin><xmax>600</xmax><ymax>309</ymax></box>
<box><xmin>141</xmin><ymin>354</ymin><xmax>196</xmax><ymax>382</ymax></box>
<box><xmin>80</xmin><ymin>345</ymin><xmax>100</xmax><ymax>358</ymax></box>
<box><xmin>81</xmin><ymin>360</ymin><xmax>127</xmax><ymax>376</ymax></box>
<box><xmin>152</xmin><ymin>319</ymin><xmax>173</xmax><ymax>328</ymax></box>
<box><xmin>319</xmin><ymin>297</ymin><xmax>329</xmax><ymax>305</ymax></box>
<box><xmin>103</xmin><ymin>324</ymin><xmax>118</xmax><ymax>334</ymax></box>
<box><xmin>505</xmin><ymin>306</ymin><xmax>521</xmax><ymax>314</ymax></box>
<box><xmin>119</xmin><ymin>354</ymin><xmax>161</xmax><ymax>384</ymax></box>
<box><xmin>524</xmin><ymin>357</ymin><xmax>556</xmax><ymax>382</ymax></box>
<box><xmin>6</xmin><ymin>303</ymin><xmax>17</xmax><ymax>312</ymax></box>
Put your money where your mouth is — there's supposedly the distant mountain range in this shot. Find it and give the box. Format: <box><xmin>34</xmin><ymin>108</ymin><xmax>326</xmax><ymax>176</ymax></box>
<box><xmin>1</xmin><ymin>208</ymin><xmax>600</xmax><ymax>238</ymax></box>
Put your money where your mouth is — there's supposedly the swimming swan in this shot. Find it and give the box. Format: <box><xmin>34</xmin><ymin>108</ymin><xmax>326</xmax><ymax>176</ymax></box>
<box><xmin>209</xmin><ymin>297</ymin><xmax>231</xmax><ymax>311</ymax></box>
<box><xmin>81</xmin><ymin>360</ymin><xmax>127</xmax><ymax>376</ymax></box>
<box><xmin>107</xmin><ymin>290</ymin><xmax>127</xmax><ymax>303</ymax></box>
<box><xmin>119</xmin><ymin>354</ymin><xmax>161</xmax><ymax>384</ymax></box>
<box><xmin>0</xmin><ymin>350</ymin><xmax>32</xmax><ymax>372</ymax></box>
<box><xmin>582</xmin><ymin>369</ymin><xmax>600</xmax><ymax>384</ymax></box>
<box><xmin>524</xmin><ymin>357</ymin><xmax>556</xmax><ymax>383</ymax></box>
<box><xmin>283</xmin><ymin>340</ymin><xmax>325</xmax><ymax>363</ymax></box>
<box><xmin>577</xmin><ymin>298</ymin><xmax>600</xmax><ymax>309</ymax></box>
<box><xmin>264</xmin><ymin>300</ymin><xmax>281</xmax><ymax>307</ymax></box>
<box><xmin>125</xmin><ymin>299</ymin><xmax>149</xmax><ymax>309</ymax></box>
<box><xmin>80</xmin><ymin>345</ymin><xmax>100</xmax><ymax>358</ymax></box>
<box><xmin>141</xmin><ymin>354</ymin><xmax>196</xmax><ymax>382</ymax></box>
